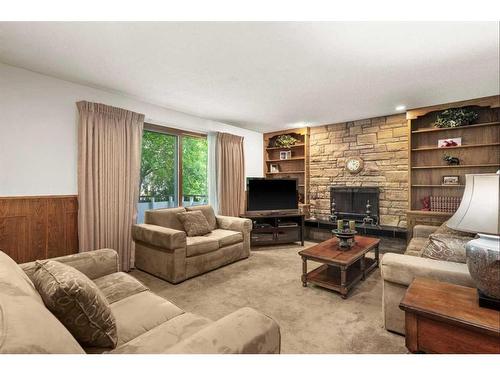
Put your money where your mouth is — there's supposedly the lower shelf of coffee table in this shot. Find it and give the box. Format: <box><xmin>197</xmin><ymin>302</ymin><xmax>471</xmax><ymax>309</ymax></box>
<box><xmin>305</xmin><ymin>257</ymin><xmax>376</xmax><ymax>294</ymax></box>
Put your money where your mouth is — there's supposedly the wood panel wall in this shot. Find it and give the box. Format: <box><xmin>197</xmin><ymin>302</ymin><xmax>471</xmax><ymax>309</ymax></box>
<box><xmin>0</xmin><ymin>195</ymin><xmax>78</xmax><ymax>263</ymax></box>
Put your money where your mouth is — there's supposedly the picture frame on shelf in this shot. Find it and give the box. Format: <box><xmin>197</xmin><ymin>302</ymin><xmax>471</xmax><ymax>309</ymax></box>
<box><xmin>442</xmin><ymin>176</ymin><xmax>460</xmax><ymax>185</ymax></box>
<box><xmin>269</xmin><ymin>164</ymin><xmax>279</xmax><ymax>173</ymax></box>
<box><xmin>438</xmin><ymin>137</ymin><xmax>462</xmax><ymax>148</ymax></box>
<box><xmin>279</xmin><ymin>150</ymin><xmax>292</xmax><ymax>160</ymax></box>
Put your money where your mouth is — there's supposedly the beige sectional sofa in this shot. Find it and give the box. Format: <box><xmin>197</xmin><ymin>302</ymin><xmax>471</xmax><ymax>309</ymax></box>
<box><xmin>0</xmin><ymin>249</ymin><xmax>280</xmax><ymax>354</ymax></box>
<box><xmin>132</xmin><ymin>205</ymin><xmax>252</xmax><ymax>283</ymax></box>
<box><xmin>381</xmin><ymin>224</ymin><xmax>474</xmax><ymax>335</ymax></box>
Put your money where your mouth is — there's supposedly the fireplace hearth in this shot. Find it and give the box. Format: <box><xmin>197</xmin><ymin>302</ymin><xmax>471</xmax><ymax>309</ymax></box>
<box><xmin>330</xmin><ymin>187</ymin><xmax>380</xmax><ymax>224</ymax></box>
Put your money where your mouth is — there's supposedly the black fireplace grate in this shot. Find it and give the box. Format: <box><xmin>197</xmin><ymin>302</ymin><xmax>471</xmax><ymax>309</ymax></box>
<box><xmin>330</xmin><ymin>187</ymin><xmax>380</xmax><ymax>223</ymax></box>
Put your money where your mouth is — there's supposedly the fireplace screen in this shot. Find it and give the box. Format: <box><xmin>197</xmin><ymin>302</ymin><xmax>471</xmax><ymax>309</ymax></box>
<box><xmin>330</xmin><ymin>187</ymin><xmax>380</xmax><ymax>223</ymax></box>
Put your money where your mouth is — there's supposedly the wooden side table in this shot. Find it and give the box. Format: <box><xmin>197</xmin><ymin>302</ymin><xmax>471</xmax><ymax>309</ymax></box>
<box><xmin>399</xmin><ymin>278</ymin><xmax>500</xmax><ymax>354</ymax></box>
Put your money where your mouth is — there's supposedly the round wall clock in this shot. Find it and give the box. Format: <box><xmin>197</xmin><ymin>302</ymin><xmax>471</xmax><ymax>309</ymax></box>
<box><xmin>345</xmin><ymin>157</ymin><xmax>364</xmax><ymax>174</ymax></box>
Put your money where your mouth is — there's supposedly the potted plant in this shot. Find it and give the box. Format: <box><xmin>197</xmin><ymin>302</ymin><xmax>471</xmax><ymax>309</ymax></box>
<box><xmin>434</xmin><ymin>108</ymin><xmax>479</xmax><ymax>128</ymax></box>
<box><xmin>274</xmin><ymin>134</ymin><xmax>299</xmax><ymax>148</ymax></box>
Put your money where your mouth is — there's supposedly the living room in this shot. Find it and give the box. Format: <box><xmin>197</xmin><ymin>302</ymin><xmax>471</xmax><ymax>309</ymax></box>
<box><xmin>1</xmin><ymin>2</ymin><xmax>499</xmax><ymax>374</ymax></box>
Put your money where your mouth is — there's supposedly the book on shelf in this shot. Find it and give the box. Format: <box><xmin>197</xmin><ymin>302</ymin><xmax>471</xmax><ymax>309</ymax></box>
<box><xmin>430</xmin><ymin>196</ymin><xmax>462</xmax><ymax>213</ymax></box>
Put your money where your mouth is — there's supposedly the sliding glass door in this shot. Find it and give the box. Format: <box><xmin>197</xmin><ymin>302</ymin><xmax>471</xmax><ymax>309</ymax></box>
<box><xmin>137</xmin><ymin>126</ymin><xmax>207</xmax><ymax>223</ymax></box>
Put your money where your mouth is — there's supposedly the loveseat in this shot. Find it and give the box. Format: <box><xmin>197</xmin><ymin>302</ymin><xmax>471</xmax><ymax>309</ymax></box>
<box><xmin>0</xmin><ymin>249</ymin><xmax>280</xmax><ymax>354</ymax></box>
<box><xmin>381</xmin><ymin>224</ymin><xmax>474</xmax><ymax>335</ymax></box>
<box><xmin>132</xmin><ymin>205</ymin><xmax>252</xmax><ymax>283</ymax></box>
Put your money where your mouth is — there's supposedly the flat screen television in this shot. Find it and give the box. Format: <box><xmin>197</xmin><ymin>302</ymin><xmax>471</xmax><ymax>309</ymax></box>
<box><xmin>246</xmin><ymin>178</ymin><xmax>298</xmax><ymax>213</ymax></box>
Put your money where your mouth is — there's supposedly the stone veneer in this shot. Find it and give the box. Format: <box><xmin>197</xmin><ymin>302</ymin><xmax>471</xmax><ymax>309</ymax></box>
<box><xmin>309</xmin><ymin>114</ymin><xmax>408</xmax><ymax>227</ymax></box>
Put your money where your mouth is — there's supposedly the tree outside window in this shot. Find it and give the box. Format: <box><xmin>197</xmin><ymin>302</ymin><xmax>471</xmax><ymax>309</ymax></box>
<box><xmin>137</xmin><ymin>129</ymin><xmax>208</xmax><ymax>223</ymax></box>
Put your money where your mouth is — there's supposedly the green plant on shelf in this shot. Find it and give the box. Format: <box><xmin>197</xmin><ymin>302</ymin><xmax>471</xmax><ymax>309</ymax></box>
<box><xmin>274</xmin><ymin>134</ymin><xmax>299</xmax><ymax>148</ymax></box>
<box><xmin>434</xmin><ymin>108</ymin><xmax>479</xmax><ymax>128</ymax></box>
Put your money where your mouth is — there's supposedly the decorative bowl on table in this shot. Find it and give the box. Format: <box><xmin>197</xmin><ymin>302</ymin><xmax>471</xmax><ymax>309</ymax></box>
<box><xmin>331</xmin><ymin>229</ymin><xmax>357</xmax><ymax>249</ymax></box>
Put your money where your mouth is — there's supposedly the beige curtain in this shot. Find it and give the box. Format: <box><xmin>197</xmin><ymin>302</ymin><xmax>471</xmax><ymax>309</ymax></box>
<box><xmin>77</xmin><ymin>101</ymin><xmax>144</xmax><ymax>271</ymax></box>
<box><xmin>217</xmin><ymin>132</ymin><xmax>245</xmax><ymax>216</ymax></box>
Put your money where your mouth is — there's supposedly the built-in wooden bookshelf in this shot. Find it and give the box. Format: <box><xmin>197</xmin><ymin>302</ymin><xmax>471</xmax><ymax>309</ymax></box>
<box><xmin>406</xmin><ymin>95</ymin><xmax>500</xmax><ymax>239</ymax></box>
<box><xmin>263</xmin><ymin>127</ymin><xmax>310</xmax><ymax>204</ymax></box>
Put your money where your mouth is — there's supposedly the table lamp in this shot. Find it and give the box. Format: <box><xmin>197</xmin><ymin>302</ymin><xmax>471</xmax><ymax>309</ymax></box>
<box><xmin>446</xmin><ymin>172</ymin><xmax>500</xmax><ymax>310</ymax></box>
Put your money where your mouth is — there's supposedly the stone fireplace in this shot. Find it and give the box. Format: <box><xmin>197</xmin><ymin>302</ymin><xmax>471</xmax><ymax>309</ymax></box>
<box><xmin>308</xmin><ymin>113</ymin><xmax>409</xmax><ymax>227</ymax></box>
<box><xmin>330</xmin><ymin>187</ymin><xmax>379</xmax><ymax>223</ymax></box>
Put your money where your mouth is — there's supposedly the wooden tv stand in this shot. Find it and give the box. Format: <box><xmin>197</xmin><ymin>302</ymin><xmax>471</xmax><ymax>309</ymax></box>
<box><xmin>241</xmin><ymin>212</ymin><xmax>305</xmax><ymax>246</ymax></box>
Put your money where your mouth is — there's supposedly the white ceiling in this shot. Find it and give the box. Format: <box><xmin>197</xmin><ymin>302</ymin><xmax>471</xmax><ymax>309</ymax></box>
<box><xmin>0</xmin><ymin>22</ymin><xmax>498</xmax><ymax>132</ymax></box>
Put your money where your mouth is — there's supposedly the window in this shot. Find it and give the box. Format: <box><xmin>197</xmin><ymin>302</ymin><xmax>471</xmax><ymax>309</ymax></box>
<box><xmin>182</xmin><ymin>136</ymin><xmax>208</xmax><ymax>206</ymax></box>
<box><xmin>137</xmin><ymin>124</ymin><xmax>208</xmax><ymax>223</ymax></box>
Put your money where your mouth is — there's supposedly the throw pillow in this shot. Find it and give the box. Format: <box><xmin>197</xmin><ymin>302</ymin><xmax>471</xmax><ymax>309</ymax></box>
<box><xmin>177</xmin><ymin>210</ymin><xmax>212</xmax><ymax>236</ymax></box>
<box><xmin>186</xmin><ymin>205</ymin><xmax>217</xmax><ymax>231</ymax></box>
<box><xmin>421</xmin><ymin>234</ymin><xmax>470</xmax><ymax>263</ymax></box>
<box><xmin>31</xmin><ymin>260</ymin><xmax>117</xmax><ymax>348</ymax></box>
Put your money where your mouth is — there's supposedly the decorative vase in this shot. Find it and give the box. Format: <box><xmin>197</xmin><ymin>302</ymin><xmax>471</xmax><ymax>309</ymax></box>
<box><xmin>466</xmin><ymin>234</ymin><xmax>500</xmax><ymax>305</ymax></box>
<box><xmin>331</xmin><ymin>229</ymin><xmax>357</xmax><ymax>249</ymax></box>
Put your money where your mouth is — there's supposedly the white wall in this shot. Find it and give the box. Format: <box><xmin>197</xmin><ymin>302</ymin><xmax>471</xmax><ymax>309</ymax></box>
<box><xmin>0</xmin><ymin>63</ymin><xmax>263</xmax><ymax>196</ymax></box>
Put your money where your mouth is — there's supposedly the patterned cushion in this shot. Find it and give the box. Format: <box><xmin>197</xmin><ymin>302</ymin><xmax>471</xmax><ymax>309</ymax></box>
<box><xmin>421</xmin><ymin>234</ymin><xmax>470</xmax><ymax>263</ymax></box>
<box><xmin>31</xmin><ymin>260</ymin><xmax>117</xmax><ymax>348</ymax></box>
<box><xmin>186</xmin><ymin>205</ymin><xmax>217</xmax><ymax>231</ymax></box>
<box><xmin>177</xmin><ymin>211</ymin><xmax>212</xmax><ymax>237</ymax></box>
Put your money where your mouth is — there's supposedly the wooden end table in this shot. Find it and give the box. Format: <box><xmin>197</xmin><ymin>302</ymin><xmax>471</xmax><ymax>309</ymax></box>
<box><xmin>400</xmin><ymin>278</ymin><xmax>500</xmax><ymax>354</ymax></box>
<box><xmin>298</xmin><ymin>236</ymin><xmax>380</xmax><ymax>299</ymax></box>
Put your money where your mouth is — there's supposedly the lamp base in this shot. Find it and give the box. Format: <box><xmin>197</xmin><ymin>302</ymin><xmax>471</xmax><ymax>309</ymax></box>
<box><xmin>466</xmin><ymin>233</ymin><xmax>500</xmax><ymax>306</ymax></box>
<box><xmin>478</xmin><ymin>290</ymin><xmax>500</xmax><ymax>311</ymax></box>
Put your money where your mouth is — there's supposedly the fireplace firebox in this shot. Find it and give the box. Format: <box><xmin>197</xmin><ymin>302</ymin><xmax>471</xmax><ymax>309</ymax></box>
<box><xmin>330</xmin><ymin>187</ymin><xmax>380</xmax><ymax>224</ymax></box>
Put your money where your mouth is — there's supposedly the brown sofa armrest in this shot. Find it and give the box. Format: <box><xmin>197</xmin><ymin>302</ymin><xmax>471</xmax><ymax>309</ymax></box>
<box><xmin>413</xmin><ymin>224</ymin><xmax>439</xmax><ymax>238</ymax></box>
<box><xmin>132</xmin><ymin>224</ymin><xmax>187</xmax><ymax>251</ymax></box>
<box><xmin>21</xmin><ymin>248</ymin><xmax>119</xmax><ymax>280</ymax></box>
<box><xmin>166</xmin><ymin>307</ymin><xmax>280</xmax><ymax>354</ymax></box>
<box><xmin>216</xmin><ymin>215</ymin><xmax>252</xmax><ymax>233</ymax></box>
<box><xmin>381</xmin><ymin>253</ymin><xmax>473</xmax><ymax>288</ymax></box>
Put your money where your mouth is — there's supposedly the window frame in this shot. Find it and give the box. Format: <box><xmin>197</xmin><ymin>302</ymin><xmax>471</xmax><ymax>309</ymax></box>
<box><xmin>143</xmin><ymin>123</ymin><xmax>207</xmax><ymax>207</ymax></box>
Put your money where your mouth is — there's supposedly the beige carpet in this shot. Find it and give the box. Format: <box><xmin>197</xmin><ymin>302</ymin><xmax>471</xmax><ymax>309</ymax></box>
<box><xmin>131</xmin><ymin>238</ymin><xmax>407</xmax><ymax>354</ymax></box>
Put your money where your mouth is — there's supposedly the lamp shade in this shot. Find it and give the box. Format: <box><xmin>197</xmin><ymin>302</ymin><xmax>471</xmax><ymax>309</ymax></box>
<box><xmin>446</xmin><ymin>173</ymin><xmax>500</xmax><ymax>235</ymax></box>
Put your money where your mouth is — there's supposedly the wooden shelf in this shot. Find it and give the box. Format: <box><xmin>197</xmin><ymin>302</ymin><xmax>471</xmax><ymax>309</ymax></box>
<box><xmin>266</xmin><ymin>157</ymin><xmax>305</xmax><ymax>162</ymax></box>
<box><xmin>264</xmin><ymin>127</ymin><xmax>310</xmax><ymax>205</ymax></box>
<box><xmin>265</xmin><ymin>171</ymin><xmax>305</xmax><ymax>175</ymax></box>
<box><xmin>412</xmin><ymin>185</ymin><xmax>465</xmax><ymax>188</ymax></box>
<box><xmin>266</xmin><ymin>143</ymin><xmax>305</xmax><ymax>151</ymax></box>
<box><xmin>411</xmin><ymin>121</ymin><xmax>500</xmax><ymax>134</ymax></box>
<box><xmin>411</xmin><ymin>143</ymin><xmax>500</xmax><ymax>151</ymax></box>
<box><xmin>412</xmin><ymin>164</ymin><xmax>500</xmax><ymax>170</ymax></box>
<box><xmin>407</xmin><ymin>98</ymin><xmax>500</xmax><ymax>238</ymax></box>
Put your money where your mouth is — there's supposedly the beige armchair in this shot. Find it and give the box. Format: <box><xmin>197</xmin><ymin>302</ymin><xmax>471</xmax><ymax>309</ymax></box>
<box><xmin>381</xmin><ymin>224</ymin><xmax>474</xmax><ymax>335</ymax></box>
<box><xmin>132</xmin><ymin>205</ymin><xmax>252</xmax><ymax>283</ymax></box>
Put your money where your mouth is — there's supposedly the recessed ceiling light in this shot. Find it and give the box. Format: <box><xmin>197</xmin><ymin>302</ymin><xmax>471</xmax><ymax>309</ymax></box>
<box><xmin>395</xmin><ymin>105</ymin><xmax>406</xmax><ymax>111</ymax></box>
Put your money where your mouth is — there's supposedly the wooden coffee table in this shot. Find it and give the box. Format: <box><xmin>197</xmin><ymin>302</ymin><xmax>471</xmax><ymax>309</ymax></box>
<box><xmin>298</xmin><ymin>236</ymin><xmax>380</xmax><ymax>298</ymax></box>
